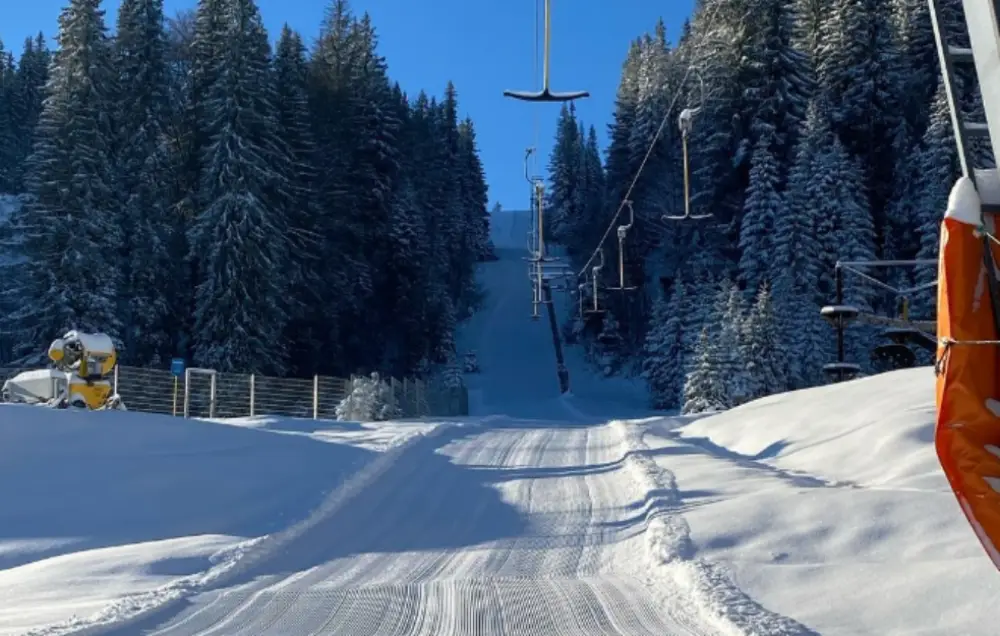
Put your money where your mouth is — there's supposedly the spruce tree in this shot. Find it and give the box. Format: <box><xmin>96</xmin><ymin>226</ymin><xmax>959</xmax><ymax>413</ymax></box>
<box><xmin>7</xmin><ymin>0</ymin><xmax>122</xmax><ymax>358</ymax></box>
<box><xmin>115</xmin><ymin>0</ymin><xmax>174</xmax><ymax>365</ymax></box>
<box><xmin>188</xmin><ymin>0</ymin><xmax>293</xmax><ymax>374</ymax></box>
<box><xmin>682</xmin><ymin>327</ymin><xmax>728</xmax><ymax>414</ymax></box>
<box><xmin>914</xmin><ymin>80</ymin><xmax>960</xmax><ymax>318</ymax></box>
<box><xmin>547</xmin><ymin>103</ymin><xmax>582</xmax><ymax>244</ymax></box>
<box><xmin>642</xmin><ymin>279</ymin><xmax>686</xmax><ymax>409</ymax></box>
<box><xmin>274</xmin><ymin>24</ymin><xmax>324</xmax><ymax>375</ymax></box>
<box><xmin>742</xmin><ymin>281</ymin><xmax>787</xmax><ymax>399</ymax></box>
<box><xmin>739</xmin><ymin>130</ymin><xmax>782</xmax><ymax>292</ymax></box>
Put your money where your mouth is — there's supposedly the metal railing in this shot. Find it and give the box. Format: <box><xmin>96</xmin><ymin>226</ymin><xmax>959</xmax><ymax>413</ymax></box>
<box><xmin>0</xmin><ymin>364</ymin><xmax>469</xmax><ymax>420</ymax></box>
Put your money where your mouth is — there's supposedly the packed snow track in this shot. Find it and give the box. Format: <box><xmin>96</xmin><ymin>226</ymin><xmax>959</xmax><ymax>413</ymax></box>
<box><xmin>105</xmin><ymin>422</ymin><xmax>707</xmax><ymax>636</ymax></box>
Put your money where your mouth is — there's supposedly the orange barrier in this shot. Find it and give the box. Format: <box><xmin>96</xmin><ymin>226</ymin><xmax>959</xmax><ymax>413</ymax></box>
<box><xmin>936</xmin><ymin>182</ymin><xmax>1000</xmax><ymax>570</ymax></box>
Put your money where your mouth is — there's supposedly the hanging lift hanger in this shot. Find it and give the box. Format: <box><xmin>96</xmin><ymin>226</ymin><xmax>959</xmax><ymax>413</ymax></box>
<box><xmin>504</xmin><ymin>0</ymin><xmax>589</xmax><ymax>102</ymax></box>
<box><xmin>607</xmin><ymin>200</ymin><xmax>637</xmax><ymax>291</ymax></box>
<box><xmin>585</xmin><ymin>249</ymin><xmax>606</xmax><ymax>315</ymax></box>
<box><xmin>664</xmin><ymin>70</ymin><xmax>712</xmax><ymax>221</ymax></box>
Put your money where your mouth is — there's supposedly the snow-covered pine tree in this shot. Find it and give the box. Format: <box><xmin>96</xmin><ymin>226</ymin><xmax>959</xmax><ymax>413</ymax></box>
<box><xmin>5</xmin><ymin>0</ymin><xmax>122</xmax><ymax>359</ymax></box>
<box><xmin>775</xmin><ymin>97</ymin><xmax>837</xmax><ymax>387</ymax></box>
<box><xmin>114</xmin><ymin>0</ymin><xmax>174</xmax><ymax>366</ymax></box>
<box><xmin>913</xmin><ymin>80</ymin><xmax>960</xmax><ymax>318</ymax></box>
<box><xmin>573</xmin><ymin>125</ymin><xmax>606</xmax><ymax>259</ymax></box>
<box><xmin>596</xmin><ymin>310</ymin><xmax>625</xmax><ymax>377</ymax></box>
<box><xmin>455</xmin><ymin>117</ymin><xmax>488</xmax><ymax>312</ymax></box>
<box><xmin>739</xmin><ymin>129</ymin><xmax>782</xmax><ymax>292</ymax></box>
<box><xmin>403</xmin><ymin>90</ymin><xmax>453</xmax><ymax>371</ymax></box>
<box><xmin>306</xmin><ymin>0</ymin><xmax>365</xmax><ymax>375</ymax></box>
<box><xmin>830</xmin><ymin>137</ymin><xmax>879</xmax><ymax>371</ymax></box>
<box><xmin>718</xmin><ymin>279</ymin><xmax>753</xmax><ymax>406</ymax></box>
<box><xmin>682</xmin><ymin>327</ymin><xmax>728</xmax><ymax>414</ymax></box>
<box><xmin>344</xmin><ymin>13</ymin><xmax>405</xmax><ymax>367</ymax></box>
<box><xmin>273</xmin><ymin>24</ymin><xmax>326</xmax><ymax>376</ymax></box>
<box><xmin>682</xmin><ymin>0</ymin><xmax>753</xmax><ymax>229</ymax></box>
<box><xmin>745</xmin><ymin>0</ymin><xmax>811</xmax><ymax>165</ymax></box>
<box><xmin>336</xmin><ymin>372</ymin><xmax>401</xmax><ymax>421</ymax></box>
<box><xmin>0</xmin><ymin>45</ymin><xmax>15</xmax><ymax>194</ymax></box>
<box><xmin>4</xmin><ymin>35</ymin><xmax>51</xmax><ymax>194</ymax></box>
<box><xmin>441</xmin><ymin>351</ymin><xmax>464</xmax><ymax>390</ymax></box>
<box><xmin>437</xmin><ymin>83</ymin><xmax>473</xmax><ymax>312</ymax></box>
<box><xmin>627</xmin><ymin>21</ymin><xmax>676</xmax><ymax>229</ymax></box>
<box><xmin>188</xmin><ymin>0</ymin><xmax>293</xmax><ymax>374</ymax></box>
<box><xmin>547</xmin><ymin>103</ymin><xmax>582</xmax><ymax>245</ymax></box>
<box><xmin>794</xmin><ymin>0</ymin><xmax>826</xmax><ymax>69</ymax></box>
<box><xmin>380</xmin><ymin>174</ymin><xmax>429</xmax><ymax>376</ymax></box>
<box><xmin>603</xmin><ymin>39</ymin><xmax>642</xmax><ymax>213</ymax></box>
<box><xmin>742</xmin><ymin>281</ymin><xmax>787</xmax><ymax>399</ymax></box>
<box><xmin>457</xmin><ymin>118</ymin><xmax>492</xmax><ymax>263</ymax></box>
<box><xmin>815</xmin><ymin>0</ymin><xmax>907</xmax><ymax>240</ymax></box>
<box><xmin>642</xmin><ymin>278</ymin><xmax>686</xmax><ymax>409</ymax></box>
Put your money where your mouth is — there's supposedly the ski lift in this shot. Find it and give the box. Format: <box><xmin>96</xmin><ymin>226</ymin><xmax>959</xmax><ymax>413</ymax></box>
<box><xmin>503</xmin><ymin>0</ymin><xmax>589</xmax><ymax>102</ymax></box>
<box><xmin>872</xmin><ymin>298</ymin><xmax>934</xmax><ymax>370</ymax></box>
<box><xmin>607</xmin><ymin>200</ymin><xmax>637</xmax><ymax>291</ymax></box>
<box><xmin>664</xmin><ymin>70</ymin><xmax>712</xmax><ymax>221</ymax></box>
<box><xmin>522</xmin><ymin>147</ymin><xmax>543</xmax><ymax>262</ymax></box>
<box><xmin>820</xmin><ymin>259</ymin><xmax>938</xmax><ymax>381</ymax></box>
<box><xmin>585</xmin><ymin>249</ymin><xmax>606</xmax><ymax>315</ymax></box>
<box><xmin>530</xmin><ymin>278</ymin><xmax>541</xmax><ymax>320</ymax></box>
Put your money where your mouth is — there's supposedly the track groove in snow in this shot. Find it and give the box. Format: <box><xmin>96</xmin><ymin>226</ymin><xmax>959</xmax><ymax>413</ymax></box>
<box><xmin>84</xmin><ymin>421</ymin><xmax>726</xmax><ymax>635</ymax></box>
<box><xmin>610</xmin><ymin>420</ymin><xmax>818</xmax><ymax>635</ymax></box>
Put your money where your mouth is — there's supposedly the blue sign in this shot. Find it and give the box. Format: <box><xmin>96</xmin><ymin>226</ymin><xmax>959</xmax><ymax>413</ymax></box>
<box><xmin>170</xmin><ymin>358</ymin><xmax>185</xmax><ymax>377</ymax></box>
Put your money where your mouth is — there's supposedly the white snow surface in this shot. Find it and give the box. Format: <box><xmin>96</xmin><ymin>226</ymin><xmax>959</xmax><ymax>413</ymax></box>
<box><xmin>2</xmin><ymin>206</ymin><xmax>998</xmax><ymax>635</ymax></box>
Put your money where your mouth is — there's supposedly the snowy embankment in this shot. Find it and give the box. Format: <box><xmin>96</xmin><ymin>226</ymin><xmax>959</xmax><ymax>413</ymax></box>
<box><xmin>628</xmin><ymin>367</ymin><xmax>1000</xmax><ymax>635</ymax></box>
<box><xmin>0</xmin><ymin>405</ymin><xmax>443</xmax><ymax>636</ymax></box>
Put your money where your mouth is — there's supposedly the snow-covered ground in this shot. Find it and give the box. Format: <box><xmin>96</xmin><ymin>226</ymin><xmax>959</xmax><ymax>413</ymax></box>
<box><xmin>1</xmin><ymin>206</ymin><xmax>996</xmax><ymax>635</ymax></box>
<box><xmin>646</xmin><ymin>368</ymin><xmax>1000</xmax><ymax>634</ymax></box>
<box><xmin>0</xmin><ymin>406</ymin><xmax>439</xmax><ymax>635</ymax></box>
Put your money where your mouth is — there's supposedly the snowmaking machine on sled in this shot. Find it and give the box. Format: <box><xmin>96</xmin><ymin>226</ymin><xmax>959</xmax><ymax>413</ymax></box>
<box><xmin>1</xmin><ymin>330</ymin><xmax>125</xmax><ymax>410</ymax></box>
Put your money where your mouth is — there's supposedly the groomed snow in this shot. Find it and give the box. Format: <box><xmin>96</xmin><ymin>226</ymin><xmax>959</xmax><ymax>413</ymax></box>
<box><xmin>0</xmin><ymin>406</ymin><xmax>435</xmax><ymax>635</ymax></box>
<box><xmin>3</xmin><ymin>205</ymin><xmax>998</xmax><ymax>635</ymax></box>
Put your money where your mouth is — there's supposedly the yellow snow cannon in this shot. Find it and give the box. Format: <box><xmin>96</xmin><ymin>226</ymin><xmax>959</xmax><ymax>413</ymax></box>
<box><xmin>2</xmin><ymin>331</ymin><xmax>125</xmax><ymax>410</ymax></box>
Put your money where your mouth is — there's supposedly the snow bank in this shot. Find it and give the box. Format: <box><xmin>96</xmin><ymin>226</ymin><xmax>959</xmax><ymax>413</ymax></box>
<box><xmin>637</xmin><ymin>367</ymin><xmax>1000</xmax><ymax>635</ymax></box>
<box><xmin>672</xmin><ymin>367</ymin><xmax>939</xmax><ymax>489</ymax></box>
<box><xmin>610</xmin><ymin>420</ymin><xmax>814</xmax><ymax>635</ymax></box>
<box><xmin>0</xmin><ymin>405</ymin><xmax>382</xmax><ymax>636</ymax></box>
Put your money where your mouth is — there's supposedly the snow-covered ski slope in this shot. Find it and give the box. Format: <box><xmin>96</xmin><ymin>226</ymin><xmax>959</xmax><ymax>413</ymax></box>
<box><xmin>2</xmin><ymin>207</ymin><xmax>998</xmax><ymax>635</ymax></box>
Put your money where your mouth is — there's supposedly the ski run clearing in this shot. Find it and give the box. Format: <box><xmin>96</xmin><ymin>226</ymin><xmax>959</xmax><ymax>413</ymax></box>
<box><xmin>3</xmin><ymin>210</ymin><xmax>999</xmax><ymax>635</ymax></box>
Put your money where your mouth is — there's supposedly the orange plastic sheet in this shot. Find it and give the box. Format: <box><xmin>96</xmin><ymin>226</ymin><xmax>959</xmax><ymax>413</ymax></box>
<box><xmin>936</xmin><ymin>214</ymin><xmax>1000</xmax><ymax>569</ymax></box>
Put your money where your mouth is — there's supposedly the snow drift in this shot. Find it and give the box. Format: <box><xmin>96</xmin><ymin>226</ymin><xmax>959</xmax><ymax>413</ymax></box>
<box><xmin>640</xmin><ymin>367</ymin><xmax>1000</xmax><ymax>635</ymax></box>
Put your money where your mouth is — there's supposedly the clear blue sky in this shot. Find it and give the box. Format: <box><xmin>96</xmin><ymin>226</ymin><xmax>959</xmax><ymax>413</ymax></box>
<box><xmin>1</xmin><ymin>0</ymin><xmax>695</xmax><ymax>211</ymax></box>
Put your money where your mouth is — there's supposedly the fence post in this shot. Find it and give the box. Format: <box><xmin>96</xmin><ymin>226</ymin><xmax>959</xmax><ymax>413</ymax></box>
<box><xmin>249</xmin><ymin>374</ymin><xmax>255</xmax><ymax>417</ymax></box>
<box><xmin>209</xmin><ymin>372</ymin><xmax>216</xmax><ymax>418</ymax></box>
<box><xmin>183</xmin><ymin>368</ymin><xmax>190</xmax><ymax>418</ymax></box>
<box><xmin>313</xmin><ymin>374</ymin><xmax>319</xmax><ymax>420</ymax></box>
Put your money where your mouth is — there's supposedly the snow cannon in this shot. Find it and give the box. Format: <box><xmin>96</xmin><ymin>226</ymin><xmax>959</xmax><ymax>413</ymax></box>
<box><xmin>1</xmin><ymin>330</ymin><xmax>125</xmax><ymax>410</ymax></box>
